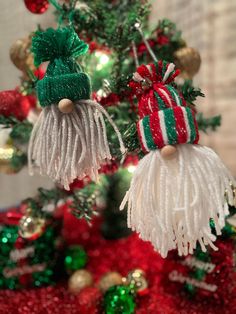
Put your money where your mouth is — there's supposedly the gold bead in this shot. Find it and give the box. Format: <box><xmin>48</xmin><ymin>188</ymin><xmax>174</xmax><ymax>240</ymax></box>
<box><xmin>126</xmin><ymin>269</ymin><xmax>148</xmax><ymax>292</ymax></box>
<box><xmin>160</xmin><ymin>145</ymin><xmax>177</xmax><ymax>159</ymax></box>
<box><xmin>98</xmin><ymin>271</ymin><xmax>123</xmax><ymax>293</ymax></box>
<box><xmin>58</xmin><ymin>98</ymin><xmax>74</xmax><ymax>113</ymax></box>
<box><xmin>174</xmin><ymin>47</ymin><xmax>201</xmax><ymax>79</ymax></box>
<box><xmin>18</xmin><ymin>215</ymin><xmax>46</xmax><ymax>240</ymax></box>
<box><xmin>68</xmin><ymin>270</ymin><xmax>93</xmax><ymax>294</ymax></box>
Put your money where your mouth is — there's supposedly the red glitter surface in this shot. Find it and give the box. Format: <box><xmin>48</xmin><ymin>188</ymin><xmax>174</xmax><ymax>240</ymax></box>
<box><xmin>0</xmin><ymin>208</ymin><xmax>236</xmax><ymax>314</ymax></box>
<box><xmin>24</xmin><ymin>0</ymin><xmax>49</xmax><ymax>14</ymax></box>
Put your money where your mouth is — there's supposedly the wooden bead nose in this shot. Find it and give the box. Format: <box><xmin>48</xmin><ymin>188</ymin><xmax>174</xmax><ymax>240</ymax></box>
<box><xmin>58</xmin><ymin>98</ymin><xmax>74</xmax><ymax>113</ymax></box>
<box><xmin>160</xmin><ymin>145</ymin><xmax>177</xmax><ymax>159</ymax></box>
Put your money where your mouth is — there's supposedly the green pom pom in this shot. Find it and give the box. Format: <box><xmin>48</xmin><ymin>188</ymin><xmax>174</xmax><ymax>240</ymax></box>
<box><xmin>32</xmin><ymin>27</ymin><xmax>88</xmax><ymax>67</ymax></box>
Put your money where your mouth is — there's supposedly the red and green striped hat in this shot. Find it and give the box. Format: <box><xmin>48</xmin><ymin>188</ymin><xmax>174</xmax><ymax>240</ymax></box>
<box><xmin>129</xmin><ymin>61</ymin><xmax>199</xmax><ymax>153</ymax></box>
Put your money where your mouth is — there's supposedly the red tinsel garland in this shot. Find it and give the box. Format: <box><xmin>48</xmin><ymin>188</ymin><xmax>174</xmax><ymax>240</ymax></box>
<box><xmin>0</xmin><ymin>206</ymin><xmax>236</xmax><ymax>314</ymax></box>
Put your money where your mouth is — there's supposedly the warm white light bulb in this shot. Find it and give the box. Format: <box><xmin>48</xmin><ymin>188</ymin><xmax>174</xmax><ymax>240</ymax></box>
<box><xmin>127</xmin><ymin>165</ymin><xmax>136</xmax><ymax>173</ymax></box>
<box><xmin>99</xmin><ymin>54</ymin><xmax>109</xmax><ymax>64</ymax></box>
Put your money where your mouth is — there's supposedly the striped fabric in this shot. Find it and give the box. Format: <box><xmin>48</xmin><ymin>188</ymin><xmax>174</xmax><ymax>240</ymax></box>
<box><xmin>138</xmin><ymin>83</ymin><xmax>187</xmax><ymax>118</ymax></box>
<box><xmin>137</xmin><ymin>107</ymin><xmax>199</xmax><ymax>152</ymax></box>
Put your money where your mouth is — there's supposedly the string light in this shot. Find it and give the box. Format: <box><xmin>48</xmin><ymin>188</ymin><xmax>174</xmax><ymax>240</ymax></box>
<box><xmin>127</xmin><ymin>165</ymin><xmax>137</xmax><ymax>173</ymax></box>
<box><xmin>95</xmin><ymin>52</ymin><xmax>110</xmax><ymax>70</ymax></box>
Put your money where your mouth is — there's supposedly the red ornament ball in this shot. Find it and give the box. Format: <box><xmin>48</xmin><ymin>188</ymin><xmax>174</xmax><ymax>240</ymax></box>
<box><xmin>0</xmin><ymin>90</ymin><xmax>36</xmax><ymax>120</ymax></box>
<box><xmin>24</xmin><ymin>0</ymin><xmax>49</xmax><ymax>14</ymax></box>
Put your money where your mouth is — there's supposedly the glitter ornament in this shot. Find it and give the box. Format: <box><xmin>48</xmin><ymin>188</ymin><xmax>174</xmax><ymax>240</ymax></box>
<box><xmin>24</xmin><ymin>0</ymin><xmax>49</xmax><ymax>14</ymax></box>
<box><xmin>0</xmin><ymin>209</ymin><xmax>62</xmax><ymax>289</ymax></box>
<box><xmin>121</xmin><ymin>61</ymin><xmax>236</xmax><ymax>258</ymax></box>
<box><xmin>18</xmin><ymin>215</ymin><xmax>46</xmax><ymax>240</ymax></box>
<box><xmin>0</xmin><ymin>216</ymin><xmax>236</xmax><ymax>311</ymax></box>
<box><xmin>64</xmin><ymin>245</ymin><xmax>87</xmax><ymax>272</ymax></box>
<box><xmin>98</xmin><ymin>271</ymin><xmax>123</xmax><ymax>293</ymax></box>
<box><xmin>28</xmin><ymin>27</ymin><xmax>125</xmax><ymax>190</ymax></box>
<box><xmin>10</xmin><ymin>36</ymin><xmax>36</xmax><ymax>75</ymax></box>
<box><xmin>0</xmin><ymin>141</ymin><xmax>27</xmax><ymax>174</ymax></box>
<box><xmin>174</xmin><ymin>47</ymin><xmax>201</xmax><ymax>79</ymax></box>
<box><xmin>68</xmin><ymin>270</ymin><xmax>93</xmax><ymax>294</ymax></box>
<box><xmin>0</xmin><ymin>144</ymin><xmax>17</xmax><ymax>174</ymax></box>
<box><xmin>126</xmin><ymin>269</ymin><xmax>148</xmax><ymax>293</ymax></box>
<box><xmin>104</xmin><ymin>285</ymin><xmax>136</xmax><ymax>314</ymax></box>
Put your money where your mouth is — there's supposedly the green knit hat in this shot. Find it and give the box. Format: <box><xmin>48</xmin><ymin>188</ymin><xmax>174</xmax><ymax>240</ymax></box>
<box><xmin>32</xmin><ymin>27</ymin><xmax>91</xmax><ymax>107</ymax></box>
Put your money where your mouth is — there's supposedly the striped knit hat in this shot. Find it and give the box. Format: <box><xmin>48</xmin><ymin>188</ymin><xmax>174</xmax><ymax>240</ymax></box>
<box><xmin>129</xmin><ymin>61</ymin><xmax>199</xmax><ymax>153</ymax></box>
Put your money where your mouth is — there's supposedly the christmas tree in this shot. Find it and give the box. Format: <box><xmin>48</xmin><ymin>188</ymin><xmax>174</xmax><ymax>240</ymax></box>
<box><xmin>0</xmin><ymin>1</ymin><xmax>236</xmax><ymax>313</ymax></box>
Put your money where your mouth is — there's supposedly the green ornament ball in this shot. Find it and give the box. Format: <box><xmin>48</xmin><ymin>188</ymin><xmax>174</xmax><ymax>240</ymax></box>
<box><xmin>104</xmin><ymin>285</ymin><xmax>136</xmax><ymax>314</ymax></box>
<box><xmin>64</xmin><ymin>245</ymin><xmax>87</xmax><ymax>272</ymax></box>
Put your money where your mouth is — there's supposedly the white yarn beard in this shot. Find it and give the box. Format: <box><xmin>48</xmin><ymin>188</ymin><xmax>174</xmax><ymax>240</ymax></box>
<box><xmin>28</xmin><ymin>99</ymin><xmax>125</xmax><ymax>190</ymax></box>
<box><xmin>120</xmin><ymin>144</ymin><xmax>236</xmax><ymax>258</ymax></box>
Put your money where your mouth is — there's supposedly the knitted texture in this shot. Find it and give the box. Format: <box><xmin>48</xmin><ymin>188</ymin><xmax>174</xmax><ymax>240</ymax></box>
<box><xmin>129</xmin><ymin>61</ymin><xmax>199</xmax><ymax>151</ymax></box>
<box><xmin>137</xmin><ymin>107</ymin><xmax>199</xmax><ymax>152</ymax></box>
<box><xmin>32</xmin><ymin>28</ymin><xmax>91</xmax><ymax>107</ymax></box>
<box><xmin>37</xmin><ymin>73</ymin><xmax>91</xmax><ymax>107</ymax></box>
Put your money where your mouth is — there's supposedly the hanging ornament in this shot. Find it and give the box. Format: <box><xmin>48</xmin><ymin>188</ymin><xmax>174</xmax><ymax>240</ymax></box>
<box><xmin>125</xmin><ymin>269</ymin><xmax>148</xmax><ymax>294</ymax></box>
<box><xmin>0</xmin><ymin>143</ymin><xmax>26</xmax><ymax>174</ymax></box>
<box><xmin>64</xmin><ymin>245</ymin><xmax>87</xmax><ymax>273</ymax></box>
<box><xmin>104</xmin><ymin>285</ymin><xmax>136</xmax><ymax>314</ymax></box>
<box><xmin>98</xmin><ymin>271</ymin><xmax>124</xmax><ymax>293</ymax></box>
<box><xmin>68</xmin><ymin>270</ymin><xmax>93</xmax><ymax>294</ymax></box>
<box><xmin>24</xmin><ymin>0</ymin><xmax>49</xmax><ymax>14</ymax></box>
<box><xmin>10</xmin><ymin>36</ymin><xmax>36</xmax><ymax>75</ymax></box>
<box><xmin>0</xmin><ymin>144</ymin><xmax>16</xmax><ymax>174</ymax></box>
<box><xmin>18</xmin><ymin>215</ymin><xmax>46</xmax><ymax>240</ymax></box>
<box><xmin>28</xmin><ymin>27</ymin><xmax>125</xmax><ymax>190</ymax></box>
<box><xmin>120</xmin><ymin>61</ymin><xmax>236</xmax><ymax>258</ymax></box>
<box><xmin>174</xmin><ymin>47</ymin><xmax>201</xmax><ymax>79</ymax></box>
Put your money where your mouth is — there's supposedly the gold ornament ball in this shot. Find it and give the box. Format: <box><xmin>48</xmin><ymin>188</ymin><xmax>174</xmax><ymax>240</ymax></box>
<box><xmin>0</xmin><ymin>144</ymin><xmax>16</xmax><ymax>174</ymax></box>
<box><xmin>10</xmin><ymin>36</ymin><xmax>36</xmax><ymax>74</ymax></box>
<box><xmin>174</xmin><ymin>47</ymin><xmax>201</xmax><ymax>79</ymax></box>
<box><xmin>68</xmin><ymin>270</ymin><xmax>93</xmax><ymax>294</ymax></box>
<box><xmin>18</xmin><ymin>215</ymin><xmax>46</xmax><ymax>240</ymax></box>
<box><xmin>98</xmin><ymin>271</ymin><xmax>123</xmax><ymax>293</ymax></box>
<box><xmin>126</xmin><ymin>269</ymin><xmax>148</xmax><ymax>292</ymax></box>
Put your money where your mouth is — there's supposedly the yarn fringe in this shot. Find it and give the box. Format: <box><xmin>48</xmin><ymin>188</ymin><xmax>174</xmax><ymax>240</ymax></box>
<box><xmin>120</xmin><ymin>144</ymin><xmax>236</xmax><ymax>258</ymax></box>
<box><xmin>28</xmin><ymin>100</ymin><xmax>125</xmax><ymax>190</ymax></box>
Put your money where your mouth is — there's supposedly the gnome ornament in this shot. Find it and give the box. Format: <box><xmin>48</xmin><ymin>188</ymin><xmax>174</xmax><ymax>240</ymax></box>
<box><xmin>28</xmin><ymin>27</ymin><xmax>125</xmax><ymax>190</ymax></box>
<box><xmin>120</xmin><ymin>61</ymin><xmax>236</xmax><ymax>258</ymax></box>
